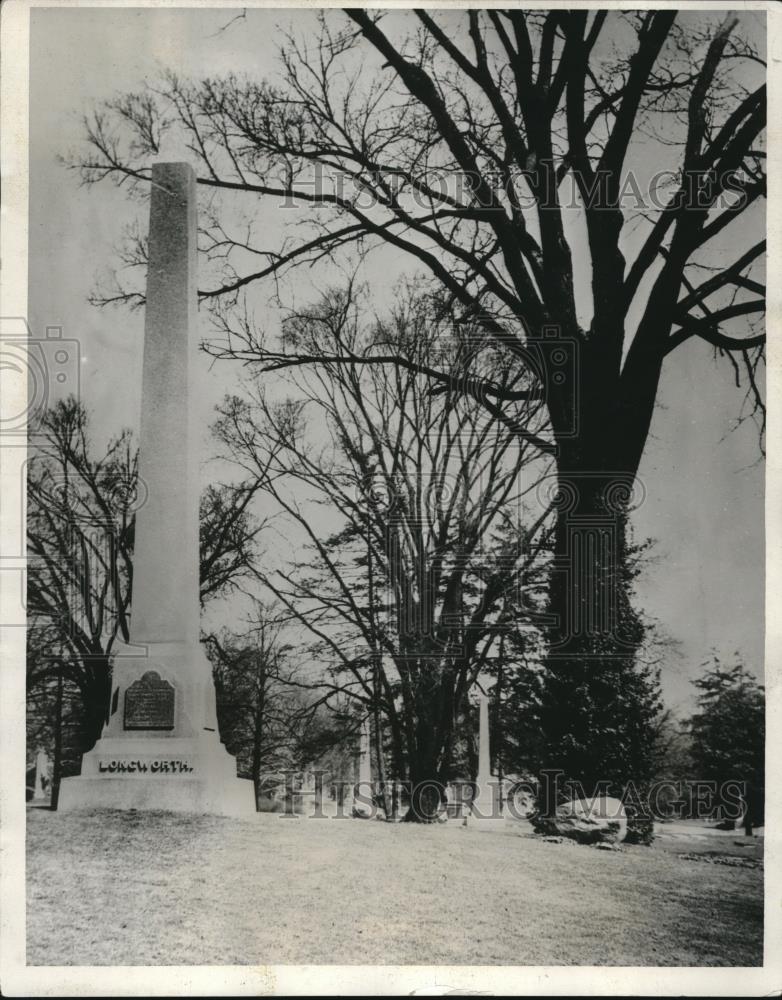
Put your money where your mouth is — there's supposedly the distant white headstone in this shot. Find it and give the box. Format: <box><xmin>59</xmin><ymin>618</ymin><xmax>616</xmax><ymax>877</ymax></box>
<box><xmin>32</xmin><ymin>749</ymin><xmax>49</xmax><ymax>801</ymax></box>
<box><xmin>350</xmin><ymin>716</ymin><xmax>373</xmax><ymax>817</ymax></box>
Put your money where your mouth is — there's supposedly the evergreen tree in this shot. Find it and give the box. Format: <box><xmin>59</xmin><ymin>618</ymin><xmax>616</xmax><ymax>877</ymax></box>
<box><xmin>687</xmin><ymin>653</ymin><xmax>765</xmax><ymax>829</ymax></box>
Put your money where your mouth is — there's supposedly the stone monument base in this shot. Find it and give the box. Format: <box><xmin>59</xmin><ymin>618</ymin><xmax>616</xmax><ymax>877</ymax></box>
<box><xmin>58</xmin><ymin>732</ymin><xmax>255</xmax><ymax>817</ymax></box>
<box><xmin>468</xmin><ymin>782</ymin><xmax>506</xmax><ymax>832</ymax></box>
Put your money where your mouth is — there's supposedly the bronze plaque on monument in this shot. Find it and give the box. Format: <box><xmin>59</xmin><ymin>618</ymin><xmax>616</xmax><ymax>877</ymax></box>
<box><xmin>124</xmin><ymin>671</ymin><xmax>175</xmax><ymax>730</ymax></box>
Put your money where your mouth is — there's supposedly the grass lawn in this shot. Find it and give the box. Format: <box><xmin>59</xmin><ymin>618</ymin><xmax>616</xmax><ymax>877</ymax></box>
<box><xmin>26</xmin><ymin>808</ymin><xmax>763</xmax><ymax>967</ymax></box>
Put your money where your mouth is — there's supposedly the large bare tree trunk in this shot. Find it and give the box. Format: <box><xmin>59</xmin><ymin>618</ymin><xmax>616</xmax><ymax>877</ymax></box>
<box><xmin>400</xmin><ymin>668</ymin><xmax>451</xmax><ymax>822</ymax></box>
<box><xmin>403</xmin><ymin>757</ymin><xmax>446</xmax><ymax>823</ymax></box>
<box><xmin>540</xmin><ymin>457</ymin><xmax>647</xmax><ymax>792</ymax></box>
<box><xmin>532</xmin><ymin>315</ymin><xmax>663</xmax><ymax>794</ymax></box>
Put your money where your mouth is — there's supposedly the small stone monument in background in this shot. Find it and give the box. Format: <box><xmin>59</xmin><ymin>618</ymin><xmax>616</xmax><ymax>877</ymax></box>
<box><xmin>59</xmin><ymin>163</ymin><xmax>254</xmax><ymax>815</ymax></box>
<box><xmin>32</xmin><ymin>749</ymin><xmax>49</xmax><ymax>802</ymax></box>
<box><xmin>350</xmin><ymin>716</ymin><xmax>373</xmax><ymax>818</ymax></box>
<box><xmin>469</xmin><ymin>689</ymin><xmax>505</xmax><ymax>832</ymax></box>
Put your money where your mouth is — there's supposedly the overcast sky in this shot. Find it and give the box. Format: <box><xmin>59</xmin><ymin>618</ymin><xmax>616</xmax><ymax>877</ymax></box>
<box><xmin>28</xmin><ymin>7</ymin><xmax>765</xmax><ymax>714</ymax></box>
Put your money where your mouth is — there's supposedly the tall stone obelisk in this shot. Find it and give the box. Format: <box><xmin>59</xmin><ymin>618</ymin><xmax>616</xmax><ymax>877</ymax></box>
<box><xmin>59</xmin><ymin>163</ymin><xmax>254</xmax><ymax>815</ymax></box>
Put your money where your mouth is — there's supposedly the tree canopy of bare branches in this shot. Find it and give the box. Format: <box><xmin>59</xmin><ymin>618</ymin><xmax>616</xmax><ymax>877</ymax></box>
<box><xmin>72</xmin><ymin>9</ymin><xmax>765</xmax><ymax>788</ymax></box>
<box><xmin>212</xmin><ymin>283</ymin><xmax>562</xmax><ymax>813</ymax></box>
